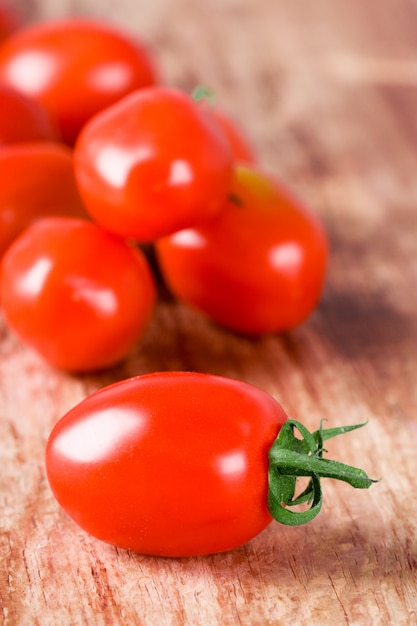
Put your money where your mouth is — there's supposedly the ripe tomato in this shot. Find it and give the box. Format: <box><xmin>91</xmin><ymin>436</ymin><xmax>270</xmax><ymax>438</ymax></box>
<box><xmin>45</xmin><ymin>371</ymin><xmax>287</xmax><ymax>556</ymax></box>
<box><xmin>73</xmin><ymin>86</ymin><xmax>233</xmax><ymax>242</ymax></box>
<box><xmin>0</xmin><ymin>142</ymin><xmax>86</xmax><ymax>259</ymax></box>
<box><xmin>0</xmin><ymin>3</ymin><xmax>20</xmax><ymax>42</ymax></box>
<box><xmin>192</xmin><ymin>87</ymin><xmax>256</xmax><ymax>163</ymax></box>
<box><xmin>45</xmin><ymin>371</ymin><xmax>375</xmax><ymax>556</ymax></box>
<box><xmin>156</xmin><ymin>165</ymin><xmax>328</xmax><ymax>335</ymax></box>
<box><xmin>212</xmin><ymin>107</ymin><xmax>256</xmax><ymax>164</ymax></box>
<box><xmin>1</xmin><ymin>217</ymin><xmax>156</xmax><ymax>371</ymax></box>
<box><xmin>0</xmin><ymin>18</ymin><xmax>157</xmax><ymax>145</ymax></box>
<box><xmin>0</xmin><ymin>83</ymin><xmax>56</xmax><ymax>144</ymax></box>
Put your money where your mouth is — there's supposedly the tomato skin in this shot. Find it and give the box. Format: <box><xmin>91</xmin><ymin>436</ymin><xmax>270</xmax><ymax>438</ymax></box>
<box><xmin>156</xmin><ymin>165</ymin><xmax>328</xmax><ymax>335</ymax></box>
<box><xmin>0</xmin><ymin>83</ymin><xmax>56</xmax><ymax>144</ymax></box>
<box><xmin>0</xmin><ymin>18</ymin><xmax>157</xmax><ymax>145</ymax></box>
<box><xmin>74</xmin><ymin>86</ymin><xmax>233</xmax><ymax>241</ymax></box>
<box><xmin>212</xmin><ymin>108</ymin><xmax>256</xmax><ymax>164</ymax></box>
<box><xmin>45</xmin><ymin>371</ymin><xmax>287</xmax><ymax>556</ymax></box>
<box><xmin>1</xmin><ymin>217</ymin><xmax>156</xmax><ymax>371</ymax></box>
<box><xmin>0</xmin><ymin>142</ymin><xmax>86</xmax><ymax>259</ymax></box>
<box><xmin>0</xmin><ymin>3</ymin><xmax>20</xmax><ymax>43</ymax></box>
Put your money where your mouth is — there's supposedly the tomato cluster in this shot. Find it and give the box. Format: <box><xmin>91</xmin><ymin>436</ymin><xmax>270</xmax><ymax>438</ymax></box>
<box><xmin>0</xmin><ymin>11</ymin><xmax>375</xmax><ymax>557</ymax></box>
<box><xmin>0</xmin><ymin>14</ymin><xmax>328</xmax><ymax>372</ymax></box>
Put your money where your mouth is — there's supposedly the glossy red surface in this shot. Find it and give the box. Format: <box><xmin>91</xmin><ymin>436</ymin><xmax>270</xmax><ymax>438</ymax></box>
<box><xmin>1</xmin><ymin>217</ymin><xmax>156</xmax><ymax>371</ymax></box>
<box><xmin>45</xmin><ymin>371</ymin><xmax>287</xmax><ymax>556</ymax></box>
<box><xmin>156</xmin><ymin>165</ymin><xmax>328</xmax><ymax>335</ymax></box>
<box><xmin>0</xmin><ymin>18</ymin><xmax>157</xmax><ymax>144</ymax></box>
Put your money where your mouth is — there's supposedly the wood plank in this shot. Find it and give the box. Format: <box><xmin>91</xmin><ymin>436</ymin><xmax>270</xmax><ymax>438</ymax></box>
<box><xmin>1</xmin><ymin>0</ymin><xmax>417</xmax><ymax>624</ymax></box>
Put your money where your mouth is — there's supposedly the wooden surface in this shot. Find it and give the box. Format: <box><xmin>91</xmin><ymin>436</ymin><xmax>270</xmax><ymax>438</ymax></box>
<box><xmin>2</xmin><ymin>0</ymin><xmax>417</xmax><ymax>624</ymax></box>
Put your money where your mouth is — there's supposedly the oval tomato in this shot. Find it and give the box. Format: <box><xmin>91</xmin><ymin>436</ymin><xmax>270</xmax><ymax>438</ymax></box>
<box><xmin>74</xmin><ymin>86</ymin><xmax>233</xmax><ymax>242</ymax></box>
<box><xmin>156</xmin><ymin>165</ymin><xmax>328</xmax><ymax>335</ymax></box>
<box><xmin>45</xmin><ymin>371</ymin><xmax>376</xmax><ymax>556</ymax></box>
<box><xmin>0</xmin><ymin>142</ymin><xmax>86</xmax><ymax>259</ymax></box>
<box><xmin>0</xmin><ymin>83</ymin><xmax>56</xmax><ymax>144</ymax></box>
<box><xmin>1</xmin><ymin>217</ymin><xmax>156</xmax><ymax>371</ymax></box>
<box><xmin>45</xmin><ymin>371</ymin><xmax>287</xmax><ymax>556</ymax></box>
<box><xmin>0</xmin><ymin>18</ymin><xmax>157</xmax><ymax>145</ymax></box>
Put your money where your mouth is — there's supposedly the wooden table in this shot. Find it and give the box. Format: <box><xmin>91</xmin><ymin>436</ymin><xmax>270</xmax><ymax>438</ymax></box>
<box><xmin>2</xmin><ymin>0</ymin><xmax>417</xmax><ymax>624</ymax></box>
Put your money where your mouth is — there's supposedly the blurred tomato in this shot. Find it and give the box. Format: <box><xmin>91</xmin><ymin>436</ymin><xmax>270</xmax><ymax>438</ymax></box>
<box><xmin>1</xmin><ymin>217</ymin><xmax>156</xmax><ymax>371</ymax></box>
<box><xmin>212</xmin><ymin>108</ymin><xmax>256</xmax><ymax>164</ymax></box>
<box><xmin>0</xmin><ymin>3</ymin><xmax>20</xmax><ymax>42</ymax></box>
<box><xmin>0</xmin><ymin>141</ymin><xmax>86</xmax><ymax>259</ymax></box>
<box><xmin>156</xmin><ymin>165</ymin><xmax>328</xmax><ymax>335</ymax></box>
<box><xmin>0</xmin><ymin>18</ymin><xmax>158</xmax><ymax>144</ymax></box>
<box><xmin>74</xmin><ymin>86</ymin><xmax>233</xmax><ymax>241</ymax></box>
<box><xmin>0</xmin><ymin>82</ymin><xmax>56</xmax><ymax>144</ymax></box>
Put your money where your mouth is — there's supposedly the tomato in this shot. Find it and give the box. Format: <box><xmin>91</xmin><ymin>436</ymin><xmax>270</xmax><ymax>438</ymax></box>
<box><xmin>191</xmin><ymin>87</ymin><xmax>256</xmax><ymax>163</ymax></box>
<box><xmin>0</xmin><ymin>18</ymin><xmax>157</xmax><ymax>145</ymax></box>
<box><xmin>156</xmin><ymin>165</ymin><xmax>328</xmax><ymax>335</ymax></box>
<box><xmin>73</xmin><ymin>86</ymin><xmax>233</xmax><ymax>242</ymax></box>
<box><xmin>45</xmin><ymin>371</ymin><xmax>376</xmax><ymax>556</ymax></box>
<box><xmin>1</xmin><ymin>217</ymin><xmax>156</xmax><ymax>371</ymax></box>
<box><xmin>0</xmin><ymin>3</ymin><xmax>20</xmax><ymax>42</ymax></box>
<box><xmin>0</xmin><ymin>142</ymin><xmax>86</xmax><ymax>259</ymax></box>
<box><xmin>45</xmin><ymin>371</ymin><xmax>286</xmax><ymax>556</ymax></box>
<box><xmin>212</xmin><ymin>107</ymin><xmax>256</xmax><ymax>164</ymax></box>
<box><xmin>0</xmin><ymin>83</ymin><xmax>56</xmax><ymax>144</ymax></box>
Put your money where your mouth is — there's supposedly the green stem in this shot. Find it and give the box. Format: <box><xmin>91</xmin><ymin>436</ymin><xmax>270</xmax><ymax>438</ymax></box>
<box><xmin>191</xmin><ymin>85</ymin><xmax>217</xmax><ymax>106</ymax></box>
<box><xmin>267</xmin><ymin>419</ymin><xmax>379</xmax><ymax>526</ymax></box>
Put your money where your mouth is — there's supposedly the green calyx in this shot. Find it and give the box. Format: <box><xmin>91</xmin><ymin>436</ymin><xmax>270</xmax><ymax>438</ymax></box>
<box><xmin>268</xmin><ymin>419</ymin><xmax>379</xmax><ymax>526</ymax></box>
<box><xmin>191</xmin><ymin>85</ymin><xmax>217</xmax><ymax>106</ymax></box>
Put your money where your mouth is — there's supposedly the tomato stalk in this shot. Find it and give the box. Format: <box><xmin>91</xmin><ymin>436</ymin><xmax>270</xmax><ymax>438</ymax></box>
<box><xmin>191</xmin><ymin>85</ymin><xmax>217</xmax><ymax>106</ymax></box>
<box><xmin>268</xmin><ymin>420</ymin><xmax>378</xmax><ymax>526</ymax></box>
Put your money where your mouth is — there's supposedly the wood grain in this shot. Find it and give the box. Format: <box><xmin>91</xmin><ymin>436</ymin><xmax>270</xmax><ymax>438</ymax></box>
<box><xmin>1</xmin><ymin>0</ymin><xmax>417</xmax><ymax>624</ymax></box>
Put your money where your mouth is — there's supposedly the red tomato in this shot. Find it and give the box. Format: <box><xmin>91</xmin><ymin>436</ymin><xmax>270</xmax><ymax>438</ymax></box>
<box><xmin>0</xmin><ymin>18</ymin><xmax>157</xmax><ymax>145</ymax></box>
<box><xmin>45</xmin><ymin>372</ymin><xmax>376</xmax><ymax>556</ymax></box>
<box><xmin>212</xmin><ymin>107</ymin><xmax>256</xmax><ymax>164</ymax></box>
<box><xmin>156</xmin><ymin>165</ymin><xmax>328</xmax><ymax>335</ymax></box>
<box><xmin>0</xmin><ymin>3</ymin><xmax>20</xmax><ymax>42</ymax></box>
<box><xmin>0</xmin><ymin>142</ymin><xmax>86</xmax><ymax>259</ymax></box>
<box><xmin>45</xmin><ymin>371</ymin><xmax>287</xmax><ymax>556</ymax></box>
<box><xmin>191</xmin><ymin>87</ymin><xmax>256</xmax><ymax>163</ymax></box>
<box><xmin>74</xmin><ymin>86</ymin><xmax>233</xmax><ymax>242</ymax></box>
<box><xmin>0</xmin><ymin>83</ymin><xmax>56</xmax><ymax>144</ymax></box>
<box><xmin>1</xmin><ymin>217</ymin><xmax>156</xmax><ymax>371</ymax></box>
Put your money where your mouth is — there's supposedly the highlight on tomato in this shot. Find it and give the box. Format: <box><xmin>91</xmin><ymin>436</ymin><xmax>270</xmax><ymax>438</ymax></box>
<box><xmin>0</xmin><ymin>18</ymin><xmax>158</xmax><ymax>145</ymax></box>
<box><xmin>0</xmin><ymin>142</ymin><xmax>86</xmax><ymax>259</ymax></box>
<box><xmin>0</xmin><ymin>217</ymin><xmax>156</xmax><ymax>371</ymax></box>
<box><xmin>0</xmin><ymin>82</ymin><xmax>56</xmax><ymax>145</ymax></box>
<box><xmin>45</xmin><ymin>371</ymin><xmax>377</xmax><ymax>557</ymax></box>
<box><xmin>73</xmin><ymin>86</ymin><xmax>234</xmax><ymax>242</ymax></box>
<box><xmin>156</xmin><ymin>164</ymin><xmax>328</xmax><ymax>335</ymax></box>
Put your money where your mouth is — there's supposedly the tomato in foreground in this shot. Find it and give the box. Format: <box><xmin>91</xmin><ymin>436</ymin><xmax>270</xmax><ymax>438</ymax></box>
<box><xmin>156</xmin><ymin>165</ymin><xmax>328</xmax><ymax>335</ymax></box>
<box><xmin>0</xmin><ymin>142</ymin><xmax>86</xmax><ymax>259</ymax></box>
<box><xmin>0</xmin><ymin>83</ymin><xmax>56</xmax><ymax>145</ymax></box>
<box><xmin>45</xmin><ymin>371</ymin><xmax>376</xmax><ymax>557</ymax></box>
<box><xmin>45</xmin><ymin>372</ymin><xmax>286</xmax><ymax>556</ymax></box>
<box><xmin>1</xmin><ymin>217</ymin><xmax>156</xmax><ymax>371</ymax></box>
<box><xmin>0</xmin><ymin>18</ymin><xmax>157</xmax><ymax>145</ymax></box>
<box><xmin>74</xmin><ymin>86</ymin><xmax>233</xmax><ymax>241</ymax></box>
